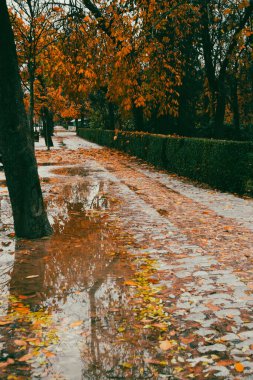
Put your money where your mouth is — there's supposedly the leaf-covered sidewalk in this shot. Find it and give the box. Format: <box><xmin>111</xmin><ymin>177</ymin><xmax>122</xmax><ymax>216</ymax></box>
<box><xmin>0</xmin><ymin>128</ymin><xmax>253</xmax><ymax>379</ymax></box>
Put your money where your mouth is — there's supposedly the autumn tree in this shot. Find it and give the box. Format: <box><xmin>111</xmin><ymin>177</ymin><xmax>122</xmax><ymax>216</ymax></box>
<box><xmin>51</xmin><ymin>0</ymin><xmax>199</xmax><ymax>132</ymax></box>
<box><xmin>11</xmin><ymin>0</ymin><xmax>64</xmax><ymax>135</ymax></box>
<box><xmin>11</xmin><ymin>0</ymin><xmax>251</xmax><ymax>138</ymax></box>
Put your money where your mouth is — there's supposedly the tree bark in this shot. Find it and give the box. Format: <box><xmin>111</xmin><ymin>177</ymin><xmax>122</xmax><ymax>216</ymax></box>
<box><xmin>231</xmin><ymin>78</ymin><xmax>240</xmax><ymax>131</ymax></box>
<box><xmin>200</xmin><ymin>2</ymin><xmax>219</xmax><ymax>133</ymax></box>
<box><xmin>132</xmin><ymin>106</ymin><xmax>145</xmax><ymax>131</ymax></box>
<box><xmin>214</xmin><ymin>82</ymin><xmax>226</xmax><ymax>136</ymax></box>
<box><xmin>28</xmin><ymin>61</ymin><xmax>35</xmax><ymax>137</ymax></box>
<box><xmin>41</xmin><ymin>106</ymin><xmax>54</xmax><ymax>150</ymax></box>
<box><xmin>0</xmin><ymin>0</ymin><xmax>52</xmax><ymax>238</ymax></box>
<box><xmin>80</xmin><ymin>112</ymin><xmax>85</xmax><ymax>129</ymax></box>
<box><xmin>200</xmin><ymin>1</ymin><xmax>253</xmax><ymax>135</ymax></box>
<box><xmin>107</xmin><ymin>102</ymin><xmax>115</xmax><ymax>130</ymax></box>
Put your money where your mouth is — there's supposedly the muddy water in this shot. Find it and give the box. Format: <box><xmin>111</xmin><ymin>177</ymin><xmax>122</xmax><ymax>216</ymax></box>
<box><xmin>0</xmin><ymin>164</ymin><xmax>170</xmax><ymax>380</ymax></box>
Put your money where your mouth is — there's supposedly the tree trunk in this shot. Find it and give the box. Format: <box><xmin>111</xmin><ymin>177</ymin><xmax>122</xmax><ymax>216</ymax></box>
<box><xmin>214</xmin><ymin>81</ymin><xmax>226</xmax><ymax>136</ymax></box>
<box><xmin>28</xmin><ymin>61</ymin><xmax>35</xmax><ymax>138</ymax></box>
<box><xmin>75</xmin><ymin>118</ymin><xmax>79</xmax><ymax>133</ymax></box>
<box><xmin>231</xmin><ymin>78</ymin><xmax>240</xmax><ymax>131</ymax></box>
<box><xmin>132</xmin><ymin>106</ymin><xmax>145</xmax><ymax>131</ymax></box>
<box><xmin>80</xmin><ymin>112</ymin><xmax>85</xmax><ymax>129</ymax></box>
<box><xmin>0</xmin><ymin>0</ymin><xmax>52</xmax><ymax>238</ymax></box>
<box><xmin>41</xmin><ymin>106</ymin><xmax>54</xmax><ymax>150</ymax></box>
<box><xmin>108</xmin><ymin>102</ymin><xmax>115</xmax><ymax>130</ymax></box>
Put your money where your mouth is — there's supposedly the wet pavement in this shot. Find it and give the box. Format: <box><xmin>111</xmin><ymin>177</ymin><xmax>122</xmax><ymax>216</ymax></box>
<box><xmin>0</xmin><ymin>128</ymin><xmax>253</xmax><ymax>379</ymax></box>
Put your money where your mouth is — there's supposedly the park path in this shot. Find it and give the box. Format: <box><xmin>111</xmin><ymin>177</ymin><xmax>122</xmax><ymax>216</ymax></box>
<box><xmin>0</xmin><ymin>128</ymin><xmax>253</xmax><ymax>379</ymax></box>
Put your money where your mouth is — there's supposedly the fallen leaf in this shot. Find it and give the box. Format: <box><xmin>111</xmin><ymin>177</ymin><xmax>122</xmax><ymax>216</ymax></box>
<box><xmin>14</xmin><ymin>340</ymin><xmax>27</xmax><ymax>346</ymax></box>
<box><xmin>18</xmin><ymin>353</ymin><xmax>33</xmax><ymax>362</ymax></box>
<box><xmin>69</xmin><ymin>320</ymin><xmax>83</xmax><ymax>328</ymax></box>
<box><xmin>0</xmin><ymin>358</ymin><xmax>14</xmax><ymax>368</ymax></box>
<box><xmin>205</xmin><ymin>302</ymin><xmax>220</xmax><ymax>312</ymax></box>
<box><xmin>145</xmin><ymin>358</ymin><xmax>168</xmax><ymax>366</ymax></box>
<box><xmin>217</xmin><ymin>360</ymin><xmax>234</xmax><ymax>366</ymax></box>
<box><xmin>223</xmin><ymin>226</ymin><xmax>233</xmax><ymax>232</ymax></box>
<box><xmin>181</xmin><ymin>337</ymin><xmax>194</xmax><ymax>344</ymax></box>
<box><xmin>120</xmin><ymin>362</ymin><xmax>132</xmax><ymax>369</ymax></box>
<box><xmin>152</xmin><ymin>323</ymin><xmax>167</xmax><ymax>330</ymax></box>
<box><xmin>25</xmin><ymin>275</ymin><xmax>39</xmax><ymax>279</ymax></box>
<box><xmin>234</xmin><ymin>362</ymin><xmax>244</xmax><ymax>372</ymax></box>
<box><xmin>28</xmin><ymin>338</ymin><xmax>43</xmax><ymax>346</ymax></box>
<box><xmin>18</xmin><ymin>295</ymin><xmax>29</xmax><ymax>300</ymax></box>
<box><xmin>0</xmin><ymin>320</ymin><xmax>11</xmax><ymax>326</ymax></box>
<box><xmin>159</xmin><ymin>340</ymin><xmax>173</xmax><ymax>351</ymax></box>
<box><xmin>42</xmin><ymin>349</ymin><xmax>56</xmax><ymax>358</ymax></box>
<box><xmin>124</xmin><ymin>280</ymin><xmax>138</xmax><ymax>286</ymax></box>
<box><xmin>148</xmin><ymin>278</ymin><xmax>159</xmax><ymax>284</ymax></box>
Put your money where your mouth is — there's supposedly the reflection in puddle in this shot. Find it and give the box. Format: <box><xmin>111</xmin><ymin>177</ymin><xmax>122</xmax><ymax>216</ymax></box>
<box><xmin>52</xmin><ymin>167</ymin><xmax>89</xmax><ymax>177</ymax></box>
<box><xmin>0</xmin><ymin>166</ymin><xmax>171</xmax><ymax>379</ymax></box>
<box><xmin>39</xmin><ymin>162</ymin><xmax>63</xmax><ymax>167</ymax></box>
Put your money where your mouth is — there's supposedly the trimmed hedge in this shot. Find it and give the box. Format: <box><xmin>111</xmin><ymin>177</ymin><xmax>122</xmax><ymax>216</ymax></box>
<box><xmin>78</xmin><ymin>128</ymin><xmax>253</xmax><ymax>196</ymax></box>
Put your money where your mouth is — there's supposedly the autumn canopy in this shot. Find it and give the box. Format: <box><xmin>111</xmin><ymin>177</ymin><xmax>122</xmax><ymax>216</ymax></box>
<box><xmin>10</xmin><ymin>0</ymin><xmax>253</xmax><ymax>138</ymax></box>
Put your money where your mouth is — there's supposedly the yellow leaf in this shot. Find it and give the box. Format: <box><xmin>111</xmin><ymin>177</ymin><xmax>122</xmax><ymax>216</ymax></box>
<box><xmin>145</xmin><ymin>358</ymin><xmax>168</xmax><ymax>366</ymax></box>
<box><xmin>121</xmin><ymin>362</ymin><xmax>133</xmax><ymax>369</ymax></box>
<box><xmin>124</xmin><ymin>280</ymin><xmax>138</xmax><ymax>286</ymax></box>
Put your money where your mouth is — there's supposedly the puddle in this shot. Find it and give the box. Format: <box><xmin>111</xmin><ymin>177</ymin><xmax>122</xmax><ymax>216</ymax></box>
<box><xmin>2</xmin><ymin>131</ymin><xmax>253</xmax><ymax>379</ymax></box>
<box><xmin>39</xmin><ymin>162</ymin><xmax>63</xmax><ymax>167</ymax></box>
<box><xmin>0</xmin><ymin>166</ymin><xmax>172</xmax><ymax>380</ymax></box>
<box><xmin>52</xmin><ymin>167</ymin><xmax>89</xmax><ymax>177</ymax></box>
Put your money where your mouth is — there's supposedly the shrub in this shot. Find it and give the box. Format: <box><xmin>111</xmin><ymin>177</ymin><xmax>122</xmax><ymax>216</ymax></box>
<box><xmin>78</xmin><ymin>129</ymin><xmax>253</xmax><ymax>195</ymax></box>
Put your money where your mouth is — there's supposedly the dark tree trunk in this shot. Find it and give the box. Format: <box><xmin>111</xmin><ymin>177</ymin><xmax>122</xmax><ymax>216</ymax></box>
<box><xmin>132</xmin><ymin>106</ymin><xmax>145</xmax><ymax>131</ymax></box>
<box><xmin>80</xmin><ymin>112</ymin><xmax>85</xmax><ymax>129</ymax></box>
<box><xmin>200</xmin><ymin>0</ymin><xmax>253</xmax><ymax>136</ymax></box>
<box><xmin>41</xmin><ymin>106</ymin><xmax>54</xmax><ymax>150</ymax></box>
<box><xmin>177</xmin><ymin>73</ymin><xmax>197</xmax><ymax>136</ymax></box>
<box><xmin>0</xmin><ymin>0</ymin><xmax>52</xmax><ymax>238</ymax></box>
<box><xmin>28</xmin><ymin>61</ymin><xmax>35</xmax><ymax>138</ymax></box>
<box><xmin>214</xmin><ymin>81</ymin><xmax>226</xmax><ymax>136</ymax></box>
<box><xmin>107</xmin><ymin>102</ymin><xmax>115</xmax><ymax>130</ymax></box>
<box><xmin>231</xmin><ymin>78</ymin><xmax>240</xmax><ymax>131</ymax></box>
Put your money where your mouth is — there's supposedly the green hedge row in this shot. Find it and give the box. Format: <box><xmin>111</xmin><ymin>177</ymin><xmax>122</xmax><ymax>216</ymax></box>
<box><xmin>78</xmin><ymin>128</ymin><xmax>253</xmax><ymax>195</ymax></box>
